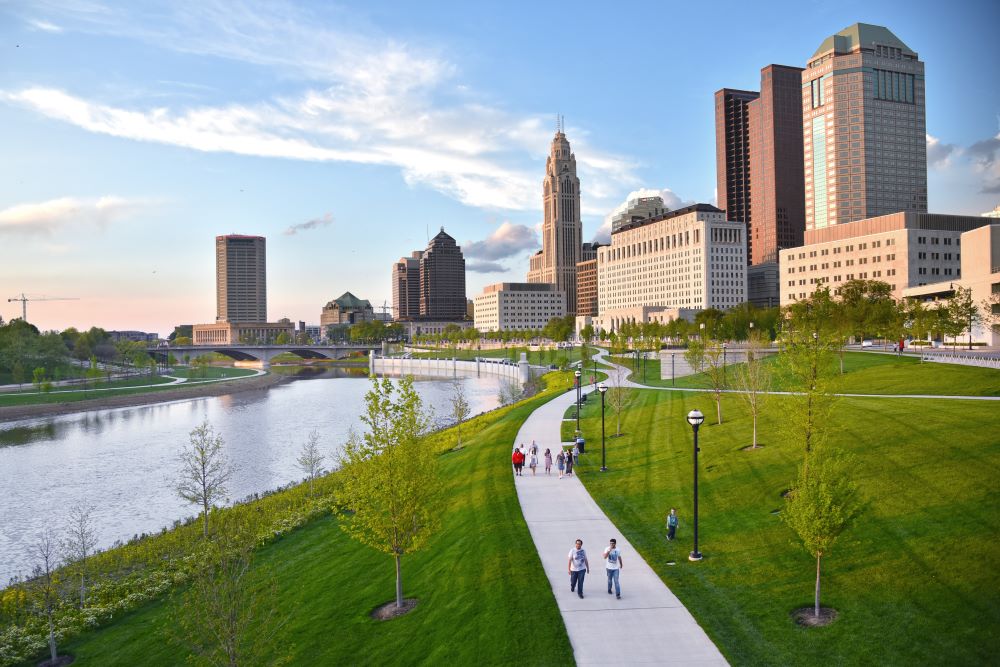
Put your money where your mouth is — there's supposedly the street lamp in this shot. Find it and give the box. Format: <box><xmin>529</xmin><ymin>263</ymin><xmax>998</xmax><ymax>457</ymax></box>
<box><xmin>574</xmin><ymin>370</ymin><xmax>582</xmax><ymax>432</ymax></box>
<box><xmin>686</xmin><ymin>409</ymin><xmax>705</xmax><ymax>562</ymax></box>
<box><xmin>598</xmin><ymin>382</ymin><xmax>608</xmax><ymax>472</ymax></box>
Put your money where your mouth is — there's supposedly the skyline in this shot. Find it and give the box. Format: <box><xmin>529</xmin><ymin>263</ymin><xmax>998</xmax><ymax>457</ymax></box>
<box><xmin>1</xmin><ymin>0</ymin><xmax>998</xmax><ymax>335</ymax></box>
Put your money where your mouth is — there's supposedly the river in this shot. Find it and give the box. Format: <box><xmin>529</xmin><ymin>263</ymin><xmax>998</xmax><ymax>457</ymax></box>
<box><xmin>0</xmin><ymin>367</ymin><xmax>503</xmax><ymax>584</ymax></box>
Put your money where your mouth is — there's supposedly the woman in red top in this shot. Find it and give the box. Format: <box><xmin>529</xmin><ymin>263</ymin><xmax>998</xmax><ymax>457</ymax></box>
<box><xmin>512</xmin><ymin>448</ymin><xmax>525</xmax><ymax>476</ymax></box>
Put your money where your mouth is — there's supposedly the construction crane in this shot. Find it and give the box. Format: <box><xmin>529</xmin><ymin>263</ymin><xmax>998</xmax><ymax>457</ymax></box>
<box><xmin>7</xmin><ymin>293</ymin><xmax>79</xmax><ymax>322</ymax></box>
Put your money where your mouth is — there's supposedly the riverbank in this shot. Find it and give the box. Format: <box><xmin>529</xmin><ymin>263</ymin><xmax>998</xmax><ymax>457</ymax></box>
<box><xmin>0</xmin><ymin>371</ymin><xmax>289</xmax><ymax>423</ymax></box>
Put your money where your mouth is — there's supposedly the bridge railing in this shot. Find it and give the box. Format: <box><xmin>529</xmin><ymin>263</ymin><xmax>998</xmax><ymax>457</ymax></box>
<box><xmin>920</xmin><ymin>352</ymin><xmax>1000</xmax><ymax>369</ymax></box>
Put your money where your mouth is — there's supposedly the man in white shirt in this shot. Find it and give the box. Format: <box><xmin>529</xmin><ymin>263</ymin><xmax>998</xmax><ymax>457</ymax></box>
<box><xmin>603</xmin><ymin>538</ymin><xmax>623</xmax><ymax>599</ymax></box>
<box><xmin>567</xmin><ymin>539</ymin><xmax>590</xmax><ymax>599</ymax></box>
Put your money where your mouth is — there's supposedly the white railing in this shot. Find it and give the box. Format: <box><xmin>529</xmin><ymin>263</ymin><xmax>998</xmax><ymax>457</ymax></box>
<box><xmin>370</xmin><ymin>355</ymin><xmax>546</xmax><ymax>382</ymax></box>
<box><xmin>920</xmin><ymin>352</ymin><xmax>1000</xmax><ymax>369</ymax></box>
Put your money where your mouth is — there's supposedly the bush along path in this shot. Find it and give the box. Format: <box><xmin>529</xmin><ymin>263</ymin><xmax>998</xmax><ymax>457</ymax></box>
<box><xmin>511</xmin><ymin>382</ymin><xmax>728</xmax><ymax>666</ymax></box>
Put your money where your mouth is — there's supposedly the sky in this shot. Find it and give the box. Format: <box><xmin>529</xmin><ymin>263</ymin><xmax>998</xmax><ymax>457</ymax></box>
<box><xmin>1</xmin><ymin>0</ymin><xmax>998</xmax><ymax>335</ymax></box>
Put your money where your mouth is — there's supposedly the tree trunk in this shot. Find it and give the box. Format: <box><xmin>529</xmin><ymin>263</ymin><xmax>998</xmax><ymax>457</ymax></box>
<box><xmin>395</xmin><ymin>553</ymin><xmax>404</xmax><ymax>608</ymax></box>
<box><xmin>202</xmin><ymin>501</ymin><xmax>209</xmax><ymax>538</ymax></box>
<box><xmin>814</xmin><ymin>552</ymin><xmax>822</xmax><ymax>618</ymax></box>
<box><xmin>752</xmin><ymin>413</ymin><xmax>758</xmax><ymax>449</ymax></box>
<box><xmin>616</xmin><ymin>412</ymin><xmax>621</xmax><ymax>437</ymax></box>
<box><xmin>80</xmin><ymin>572</ymin><xmax>86</xmax><ymax>607</ymax></box>
<box><xmin>716</xmin><ymin>398</ymin><xmax>722</xmax><ymax>425</ymax></box>
<box><xmin>47</xmin><ymin>611</ymin><xmax>57</xmax><ymax>662</ymax></box>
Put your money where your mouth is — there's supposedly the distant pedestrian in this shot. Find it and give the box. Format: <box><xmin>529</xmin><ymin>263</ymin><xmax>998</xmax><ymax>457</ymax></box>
<box><xmin>529</xmin><ymin>450</ymin><xmax>538</xmax><ymax>476</ymax></box>
<box><xmin>556</xmin><ymin>450</ymin><xmax>565</xmax><ymax>478</ymax></box>
<box><xmin>565</xmin><ymin>449</ymin><xmax>574</xmax><ymax>476</ymax></box>
<box><xmin>544</xmin><ymin>448</ymin><xmax>553</xmax><ymax>475</ymax></box>
<box><xmin>666</xmin><ymin>508</ymin><xmax>678</xmax><ymax>541</ymax></box>
<box><xmin>572</xmin><ymin>442</ymin><xmax>580</xmax><ymax>458</ymax></box>
<box><xmin>530</xmin><ymin>440</ymin><xmax>538</xmax><ymax>458</ymax></box>
<box><xmin>603</xmin><ymin>538</ymin><xmax>624</xmax><ymax>599</ymax></box>
<box><xmin>567</xmin><ymin>539</ymin><xmax>590</xmax><ymax>599</ymax></box>
<box><xmin>512</xmin><ymin>448</ymin><xmax>524</xmax><ymax>476</ymax></box>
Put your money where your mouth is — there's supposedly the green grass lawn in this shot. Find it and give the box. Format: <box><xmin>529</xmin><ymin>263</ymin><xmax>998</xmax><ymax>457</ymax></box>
<box><xmin>0</xmin><ymin>368</ymin><xmax>258</xmax><ymax>407</ymax></box>
<box><xmin>629</xmin><ymin>351</ymin><xmax>1000</xmax><ymax>396</ymax></box>
<box><xmin>572</xmin><ymin>389</ymin><xmax>1000</xmax><ymax>665</ymax></box>
<box><xmin>59</xmin><ymin>375</ymin><xmax>576</xmax><ymax>666</ymax></box>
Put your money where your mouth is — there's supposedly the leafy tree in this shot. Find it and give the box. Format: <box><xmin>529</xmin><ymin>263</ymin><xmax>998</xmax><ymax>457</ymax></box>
<box><xmin>336</xmin><ymin>377</ymin><xmax>440</xmax><ymax>609</ymax></box>
<box><xmin>684</xmin><ymin>338</ymin><xmax>705</xmax><ymax>374</ymax></box>
<box><xmin>296</xmin><ymin>430</ymin><xmax>325</xmax><ymax>497</ymax></box>
<box><xmin>275</xmin><ymin>331</ymin><xmax>291</xmax><ymax>345</ymax></box>
<box><xmin>498</xmin><ymin>378</ymin><xmax>523</xmax><ymax>405</ymax></box>
<box><xmin>28</xmin><ymin>528</ymin><xmax>65</xmax><ymax>665</ymax></box>
<box><xmin>948</xmin><ymin>286</ymin><xmax>982</xmax><ymax>350</ymax></box>
<box><xmin>32</xmin><ymin>367</ymin><xmax>46</xmax><ymax>391</ymax></box>
<box><xmin>580</xmin><ymin>324</ymin><xmax>595</xmax><ymax>343</ymax></box>
<box><xmin>177</xmin><ymin>422</ymin><xmax>233</xmax><ymax>538</ymax></box>
<box><xmin>450</xmin><ymin>380</ymin><xmax>471</xmax><ymax>448</ymax></box>
<box><xmin>62</xmin><ymin>503</ymin><xmax>99</xmax><ymax>607</ymax></box>
<box><xmin>782</xmin><ymin>450</ymin><xmax>861</xmax><ymax>620</ymax></box>
<box><xmin>170</xmin><ymin>524</ymin><xmax>288</xmax><ymax>667</ymax></box>
<box><xmin>174</xmin><ymin>335</ymin><xmax>193</xmax><ymax>346</ymax></box>
<box><xmin>734</xmin><ymin>333</ymin><xmax>771</xmax><ymax>448</ymax></box>
<box><xmin>606</xmin><ymin>363</ymin><xmax>633</xmax><ymax>437</ymax></box>
<box><xmin>703</xmin><ymin>342</ymin><xmax>727</xmax><ymax>424</ymax></box>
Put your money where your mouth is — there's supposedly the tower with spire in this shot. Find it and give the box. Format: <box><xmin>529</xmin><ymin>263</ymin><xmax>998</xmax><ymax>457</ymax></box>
<box><xmin>527</xmin><ymin>122</ymin><xmax>582</xmax><ymax>315</ymax></box>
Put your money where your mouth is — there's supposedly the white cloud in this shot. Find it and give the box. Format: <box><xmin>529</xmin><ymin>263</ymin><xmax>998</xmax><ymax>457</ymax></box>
<box><xmin>4</xmin><ymin>1</ymin><xmax>641</xmax><ymax>215</ymax></box>
<box><xmin>284</xmin><ymin>212</ymin><xmax>333</xmax><ymax>236</ymax></box>
<box><xmin>463</xmin><ymin>222</ymin><xmax>538</xmax><ymax>260</ymax></box>
<box><xmin>927</xmin><ymin>133</ymin><xmax>958</xmax><ymax>168</ymax></box>
<box><xmin>27</xmin><ymin>19</ymin><xmax>63</xmax><ymax>33</ymax></box>
<box><xmin>593</xmin><ymin>187</ymin><xmax>694</xmax><ymax>243</ymax></box>
<box><xmin>0</xmin><ymin>196</ymin><xmax>148</xmax><ymax>235</ymax></box>
<box><xmin>967</xmin><ymin>132</ymin><xmax>1000</xmax><ymax>194</ymax></box>
<box><xmin>467</xmin><ymin>261</ymin><xmax>508</xmax><ymax>274</ymax></box>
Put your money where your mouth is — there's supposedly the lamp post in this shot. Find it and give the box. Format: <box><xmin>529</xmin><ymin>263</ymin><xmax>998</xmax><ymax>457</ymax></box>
<box><xmin>574</xmin><ymin>370</ymin><xmax>582</xmax><ymax>432</ymax></box>
<box><xmin>687</xmin><ymin>409</ymin><xmax>705</xmax><ymax>562</ymax></box>
<box><xmin>599</xmin><ymin>382</ymin><xmax>608</xmax><ymax>472</ymax></box>
<box><xmin>671</xmin><ymin>352</ymin><xmax>676</xmax><ymax>386</ymax></box>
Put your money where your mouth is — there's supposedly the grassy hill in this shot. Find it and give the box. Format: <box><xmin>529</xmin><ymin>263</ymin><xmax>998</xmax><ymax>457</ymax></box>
<box><xmin>40</xmin><ymin>376</ymin><xmax>576</xmax><ymax>666</ymax></box>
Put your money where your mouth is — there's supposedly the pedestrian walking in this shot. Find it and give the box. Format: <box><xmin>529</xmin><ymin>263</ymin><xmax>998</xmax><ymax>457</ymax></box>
<box><xmin>512</xmin><ymin>448</ymin><xmax>524</xmax><ymax>476</ymax></box>
<box><xmin>666</xmin><ymin>508</ymin><xmax>678</xmax><ymax>541</ymax></box>
<box><xmin>567</xmin><ymin>539</ymin><xmax>590</xmax><ymax>599</ymax></box>
<box><xmin>529</xmin><ymin>450</ymin><xmax>538</xmax><ymax>476</ymax></box>
<box><xmin>565</xmin><ymin>449</ymin><xmax>574</xmax><ymax>476</ymax></box>
<box><xmin>530</xmin><ymin>440</ymin><xmax>538</xmax><ymax>458</ymax></box>
<box><xmin>556</xmin><ymin>450</ymin><xmax>565</xmax><ymax>478</ymax></box>
<box><xmin>544</xmin><ymin>448</ymin><xmax>553</xmax><ymax>475</ymax></box>
<box><xmin>603</xmin><ymin>538</ymin><xmax>623</xmax><ymax>599</ymax></box>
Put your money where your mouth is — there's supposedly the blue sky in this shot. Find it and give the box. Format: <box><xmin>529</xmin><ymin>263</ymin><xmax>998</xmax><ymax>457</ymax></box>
<box><xmin>1</xmin><ymin>0</ymin><xmax>998</xmax><ymax>334</ymax></box>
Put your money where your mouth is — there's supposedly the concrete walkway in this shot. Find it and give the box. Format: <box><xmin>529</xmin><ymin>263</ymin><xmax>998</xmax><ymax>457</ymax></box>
<box><xmin>513</xmin><ymin>385</ymin><xmax>728</xmax><ymax>666</ymax></box>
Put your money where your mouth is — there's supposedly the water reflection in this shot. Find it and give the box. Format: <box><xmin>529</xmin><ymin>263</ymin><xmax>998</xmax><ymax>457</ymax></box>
<box><xmin>0</xmin><ymin>369</ymin><xmax>501</xmax><ymax>583</ymax></box>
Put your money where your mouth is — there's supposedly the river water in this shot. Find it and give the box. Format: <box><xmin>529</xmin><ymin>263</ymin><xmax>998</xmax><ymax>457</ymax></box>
<box><xmin>0</xmin><ymin>367</ymin><xmax>503</xmax><ymax>584</ymax></box>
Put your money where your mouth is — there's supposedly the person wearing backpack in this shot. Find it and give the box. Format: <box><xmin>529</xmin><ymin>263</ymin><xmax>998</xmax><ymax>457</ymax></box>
<box><xmin>603</xmin><ymin>538</ymin><xmax>624</xmax><ymax>599</ymax></box>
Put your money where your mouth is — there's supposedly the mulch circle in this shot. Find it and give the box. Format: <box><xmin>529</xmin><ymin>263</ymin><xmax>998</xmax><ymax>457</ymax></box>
<box><xmin>37</xmin><ymin>655</ymin><xmax>74</xmax><ymax>667</ymax></box>
<box><xmin>740</xmin><ymin>444</ymin><xmax>765</xmax><ymax>451</ymax></box>
<box><xmin>371</xmin><ymin>598</ymin><xmax>419</xmax><ymax>621</ymax></box>
<box><xmin>791</xmin><ymin>606</ymin><xmax>838</xmax><ymax>627</ymax></box>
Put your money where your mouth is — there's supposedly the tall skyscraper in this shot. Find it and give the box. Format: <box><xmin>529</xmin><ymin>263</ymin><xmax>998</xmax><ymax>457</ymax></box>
<box><xmin>748</xmin><ymin>64</ymin><xmax>805</xmax><ymax>265</ymax></box>
<box><xmin>420</xmin><ymin>228</ymin><xmax>467</xmax><ymax>319</ymax></box>
<box><xmin>391</xmin><ymin>251</ymin><xmax>423</xmax><ymax>320</ymax></box>
<box><xmin>215</xmin><ymin>235</ymin><xmax>266</xmax><ymax>323</ymax></box>
<box><xmin>610</xmin><ymin>195</ymin><xmax>669</xmax><ymax>233</ymax></box>
<box><xmin>802</xmin><ymin>23</ymin><xmax>926</xmax><ymax>231</ymax></box>
<box><xmin>715</xmin><ymin>88</ymin><xmax>759</xmax><ymax>261</ymax></box>
<box><xmin>527</xmin><ymin>127</ymin><xmax>582</xmax><ymax>315</ymax></box>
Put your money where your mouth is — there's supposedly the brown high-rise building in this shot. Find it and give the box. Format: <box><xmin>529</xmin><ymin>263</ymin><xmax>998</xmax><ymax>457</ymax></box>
<box><xmin>748</xmin><ymin>65</ymin><xmax>805</xmax><ymax>265</ymax></box>
<box><xmin>715</xmin><ymin>88</ymin><xmax>759</xmax><ymax>261</ymax></box>
<box><xmin>527</xmin><ymin>126</ymin><xmax>582</xmax><ymax>315</ymax></box>
<box><xmin>576</xmin><ymin>258</ymin><xmax>598</xmax><ymax>317</ymax></box>
<box><xmin>420</xmin><ymin>228</ymin><xmax>467</xmax><ymax>319</ymax></box>
<box><xmin>391</xmin><ymin>251</ymin><xmax>423</xmax><ymax>320</ymax></box>
<box><xmin>215</xmin><ymin>235</ymin><xmax>266</xmax><ymax>323</ymax></box>
<box><xmin>802</xmin><ymin>24</ymin><xmax>927</xmax><ymax>230</ymax></box>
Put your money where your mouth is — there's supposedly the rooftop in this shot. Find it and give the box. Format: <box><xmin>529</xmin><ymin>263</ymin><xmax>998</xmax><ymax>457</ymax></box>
<box><xmin>812</xmin><ymin>23</ymin><xmax>916</xmax><ymax>59</ymax></box>
<box><xmin>612</xmin><ymin>203</ymin><xmax>724</xmax><ymax>235</ymax></box>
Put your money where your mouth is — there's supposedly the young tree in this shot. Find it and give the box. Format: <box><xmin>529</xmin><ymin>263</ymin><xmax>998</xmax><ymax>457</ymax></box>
<box><xmin>702</xmin><ymin>342</ymin><xmax>727</xmax><ymax>424</ymax></box>
<box><xmin>177</xmin><ymin>421</ymin><xmax>233</xmax><ymax>538</ymax></box>
<box><xmin>450</xmin><ymin>380</ymin><xmax>471</xmax><ymax>448</ymax></box>
<box><xmin>296</xmin><ymin>430</ymin><xmax>325</xmax><ymax>497</ymax></box>
<box><xmin>782</xmin><ymin>450</ymin><xmax>861</xmax><ymax>620</ymax></box>
<box><xmin>336</xmin><ymin>377</ymin><xmax>440</xmax><ymax>609</ymax></box>
<box><xmin>684</xmin><ymin>338</ymin><xmax>705</xmax><ymax>375</ymax></box>
<box><xmin>29</xmin><ymin>529</ymin><xmax>64</xmax><ymax>665</ymax></box>
<box><xmin>498</xmin><ymin>378</ymin><xmax>523</xmax><ymax>406</ymax></box>
<box><xmin>63</xmin><ymin>503</ymin><xmax>99</xmax><ymax>607</ymax></box>
<box><xmin>779</xmin><ymin>324</ymin><xmax>839</xmax><ymax>464</ymax></box>
<box><xmin>949</xmin><ymin>286</ymin><xmax>982</xmax><ymax>350</ymax></box>
<box><xmin>734</xmin><ymin>333</ymin><xmax>771</xmax><ymax>448</ymax></box>
<box><xmin>171</xmin><ymin>524</ymin><xmax>288</xmax><ymax>666</ymax></box>
<box><xmin>606</xmin><ymin>363</ymin><xmax>633</xmax><ymax>437</ymax></box>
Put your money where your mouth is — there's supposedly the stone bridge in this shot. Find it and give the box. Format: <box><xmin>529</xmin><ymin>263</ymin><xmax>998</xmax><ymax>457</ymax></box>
<box><xmin>149</xmin><ymin>344</ymin><xmax>381</xmax><ymax>368</ymax></box>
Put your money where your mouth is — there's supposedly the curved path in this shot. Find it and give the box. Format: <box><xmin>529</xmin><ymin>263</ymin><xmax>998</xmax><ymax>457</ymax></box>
<box><xmin>513</xmin><ymin>384</ymin><xmax>728</xmax><ymax>666</ymax></box>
